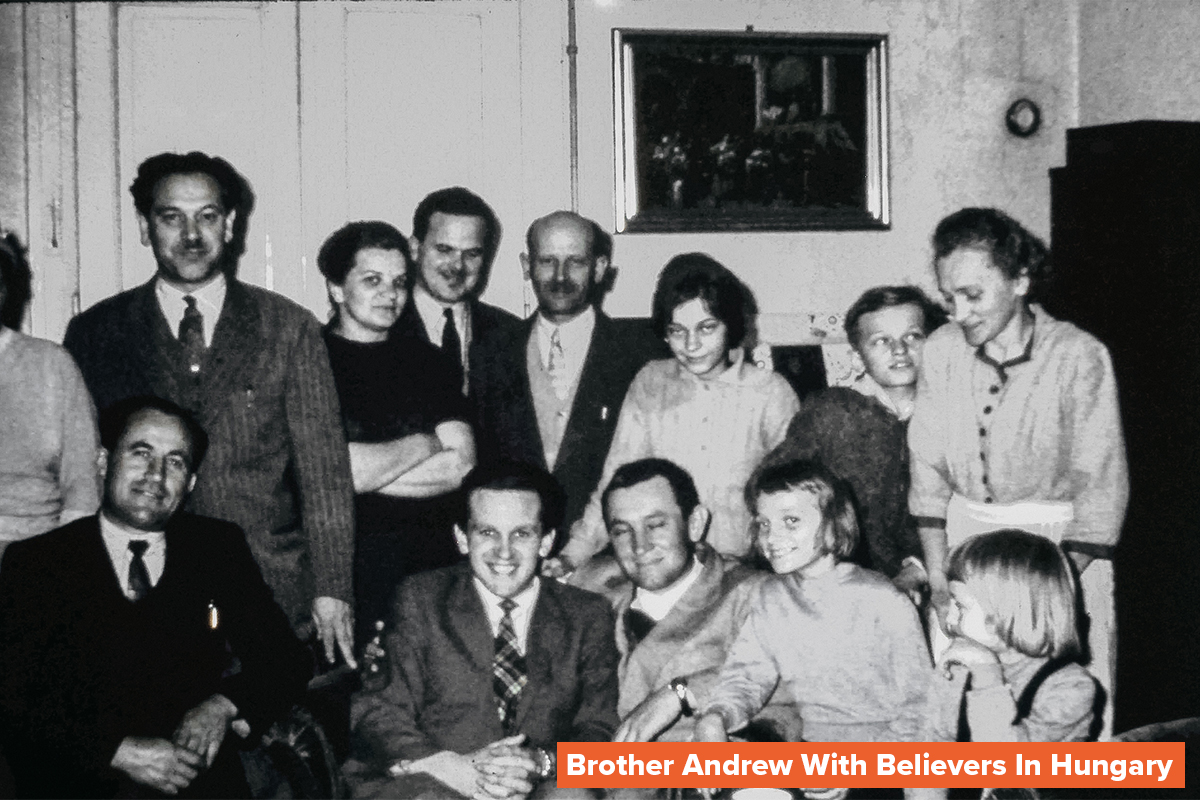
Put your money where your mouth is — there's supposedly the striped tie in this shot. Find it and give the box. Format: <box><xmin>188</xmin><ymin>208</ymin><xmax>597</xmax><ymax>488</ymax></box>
<box><xmin>492</xmin><ymin>598</ymin><xmax>526</xmax><ymax>733</ymax></box>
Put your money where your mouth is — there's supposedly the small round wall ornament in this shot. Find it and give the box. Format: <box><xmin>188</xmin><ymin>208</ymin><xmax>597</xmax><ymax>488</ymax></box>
<box><xmin>1005</xmin><ymin>98</ymin><xmax>1041</xmax><ymax>137</ymax></box>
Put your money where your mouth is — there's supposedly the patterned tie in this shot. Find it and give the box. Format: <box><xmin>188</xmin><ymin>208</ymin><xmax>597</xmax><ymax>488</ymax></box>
<box><xmin>547</xmin><ymin>327</ymin><xmax>570</xmax><ymax>400</ymax></box>
<box><xmin>623</xmin><ymin>607</ymin><xmax>657</xmax><ymax>650</ymax></box>
<box><xmin>492</xmin><ymin>598</ymin><xmax>526</xmax><ymax>734</ymax></box>
<box><xmin>441</xmin><ymin>307</ymin><xmax>464</xmax><ymax>391</ymax></box>
<box><xmin>128</xmin><ymin>540</ymin><xmax>151</xmax><ymax>601</ymax></box>
<box><xmin>179</xmin><ymin>295</ymin><xmax>205</xmax><ymax>375</ymax></box>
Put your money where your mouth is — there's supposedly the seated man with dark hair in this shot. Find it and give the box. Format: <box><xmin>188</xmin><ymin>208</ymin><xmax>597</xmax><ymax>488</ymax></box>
<box><xmin>594</xmin><ymin>458</ymin><xmax>798</xmax><ymax>746</ymax></box>
<box><xmin>350</xmin><ymin>461</ymin><xmax>619</xmax><ymax>799</ymax></box>
<box><xmin>0</xmin><ymin>395</ymin><xmax>310</xmax><ymax>799</ymax></box>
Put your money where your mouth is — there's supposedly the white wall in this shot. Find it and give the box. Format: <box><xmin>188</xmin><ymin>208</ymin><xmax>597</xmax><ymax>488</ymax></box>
<box><xmin>1079</xmin><ymin>0</ymin><xmax>1200</xmax><ymax>126</ymax></box>
<box><xmin>567</xmin><ymin>0</ymin><xmax>1079</xmax><ymax>340</ymax></box>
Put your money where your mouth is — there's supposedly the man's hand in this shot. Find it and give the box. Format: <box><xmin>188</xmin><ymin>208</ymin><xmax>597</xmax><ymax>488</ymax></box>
<box><xmin>313</xmin><ymin>595</ymin><xmax>357</xmax><ymax>669</ymax></box>
<box><xmin>172</xmin><ymin>694</ymin><xmax>238</xmax><ymax>767</ymax></box>
<box><xmin>614</xmin><ymin>684</ymin><xmax>684</xmax><ymax>742</ymax></box>
<box><xmin>470</xmin><ymin>736</ymin><xmax>540</xmax><ymax>800</ymax></box>
<box><xmin>111</xmin><ymin>736</ymin><xmax>204</xmax><ymax>795</ymax></box>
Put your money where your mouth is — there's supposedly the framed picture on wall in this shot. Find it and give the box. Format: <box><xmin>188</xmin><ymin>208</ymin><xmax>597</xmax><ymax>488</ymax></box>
<box><xmin>613</xmin><ymin>29</ymin><xmax>889</xmax><ymax>233</ymax></box>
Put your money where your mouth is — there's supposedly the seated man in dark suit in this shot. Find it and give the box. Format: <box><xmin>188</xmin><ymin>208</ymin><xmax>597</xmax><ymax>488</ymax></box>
<box><xmin>350</xmin><ymin>461</ymin><xmax>619</xmax><ymax>799</ymax></box>
<box><xmin>472</xmin><ymin>211</ymin><xmax>666</xmax><ymax>578</ymax></box>
<box><xmin>593</xmin><ymin>459</ymin><xmax>798</xmax><ymax>745</ymax></box>
<box><xmin>0</xmin><ymin>395</ymin><xmax>310</xmax><ymax>799</ymax></box>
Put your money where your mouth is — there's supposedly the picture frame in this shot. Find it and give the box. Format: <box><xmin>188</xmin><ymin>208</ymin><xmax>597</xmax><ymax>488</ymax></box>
<box><xmin>613</xmin><ymin>29</ymin><xmax>890</xmax><ymax>233</ymax></box>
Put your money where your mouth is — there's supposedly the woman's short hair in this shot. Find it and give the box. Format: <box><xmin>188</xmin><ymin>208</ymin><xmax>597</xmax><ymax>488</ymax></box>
<box><xmin>843</xmin><ymin>285</ymin><xmax>947</xmax><ymax>350</ymax></box>
<box><xmin>0</xmin><ymin>232</ymin><xmax>32</xmax><ymax>330</ymax></box>
<box><xmin>744</xmin><ymin>459</ymin><xmax>859</xmax><ymax>562</ymax></box>
<box><xmin>650</xmin><ymin>253</ymin><xmax>752</xmax><ymax>347</ymax></box>
<box><xmin>946</xmin><ymin>528</ymin><xmax>1081</xmax><ymax>660</ymax></box>
<box><xmin>932</xmin><ymin>207</ymin><xmax>1051</xmax><ymax>295</ymax></box>
<box><xmin>317</xmin><ymin>221</ymin><xmax>412</xmax><ymax>287</ymax></box>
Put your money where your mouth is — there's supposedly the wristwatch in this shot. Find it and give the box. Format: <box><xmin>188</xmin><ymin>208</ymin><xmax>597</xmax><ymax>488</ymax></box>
<box><xmin>534</xmin><ymin>747</ymin><xmax>556</xmax><ymax>780</ymax></box>
<box><xmin>669</xmin><ymin>676</ymin><xmax>694</xmax><ymax>717</ymax></box>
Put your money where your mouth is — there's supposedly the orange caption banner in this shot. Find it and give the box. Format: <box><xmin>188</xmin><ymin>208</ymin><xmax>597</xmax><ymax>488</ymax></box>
<box><xmin>556</xmin><ymin>742</ymin><xmax>1185</xmax><ymax>790</ymax></box>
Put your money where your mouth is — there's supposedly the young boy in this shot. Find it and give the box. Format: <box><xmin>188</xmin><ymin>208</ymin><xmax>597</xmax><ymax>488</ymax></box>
<box><xmin>762</xmin><ymin>285</ymin><xmax>945</xmax><ymax>592</ymax></box>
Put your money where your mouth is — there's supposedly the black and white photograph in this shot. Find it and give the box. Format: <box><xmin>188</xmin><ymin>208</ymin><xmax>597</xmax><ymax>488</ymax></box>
<box><xmin>0</xmin><ymin>1</ymin><xmax>1197</xmax><ymax>799</ymax></box>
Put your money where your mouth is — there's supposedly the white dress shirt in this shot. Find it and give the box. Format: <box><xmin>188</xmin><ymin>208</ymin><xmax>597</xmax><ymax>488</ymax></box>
<box><xmin>629</xmin><ymin>555</ymin><xmax>703</xmax><ymax>622</ymax></box>
<box><xmin>473</xmin><ymin>576</ymin><xmax>541</xmax><ymax>656</ymax></box>
<box><xmin>100</xmin><ymin>512</ymin><xmax>167</xmax><ymax>600</ymax></box>
<box><xmin>156</xmin><ymin>273</ymin><xmax>227</xmax><ymax>346</ymax></box>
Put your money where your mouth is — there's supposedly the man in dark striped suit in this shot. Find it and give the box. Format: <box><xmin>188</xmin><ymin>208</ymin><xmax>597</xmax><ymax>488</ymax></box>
<box><xmin>64</xmin><ymin>151</ymin><xmax>358</xmax><ymax>668</ymax></box>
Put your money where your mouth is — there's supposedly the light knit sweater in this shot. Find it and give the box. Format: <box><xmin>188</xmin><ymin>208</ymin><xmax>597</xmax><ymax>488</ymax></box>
<box><xmin>908</xmin><ymin>305</ymin><xmax>1129</xmax><ymax>557</ymax></box>
<box><xmin>0</xmin><ymin>327</ymin><xmax>100</xmax><ymax>545</ymax></box>
<box><xmin>563</xmin><ymin>355</ymin><xmax>799</xmax><ymax>565</ymax></box>
<box><xmin>703</xmin><ymin>561</ymin><xmax>932</xmax><ymax>742</ymax></box>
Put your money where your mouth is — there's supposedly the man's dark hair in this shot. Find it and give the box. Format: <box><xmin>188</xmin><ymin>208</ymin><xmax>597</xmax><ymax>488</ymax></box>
<box><xmin>99</xmin><ymin>395</ymin><xmax>210</xmax><ymax>471</ymax></box>
<box><xmin>0</xmin><ymin>232</ymin><xmax>32</xmax><ymax>330</ymax></box>
<box><xmin>525</xmin><ymin>212</ymin><xmax>613</xmax><ymax>263</ymax></box>
<box><xmin>932</xmin><ymin>207</ymin><xmax>1051</xmax><ymax>296</ymax></box>
<box><xmin>317</xmin><ymin>221</ymin><xmax>412</xmax><ymax>287</ymax></box>
<box><xmin>129</xmin><ymin>151</ymin><xmax>245</xmax><ymax>218</ymax></box>
<box><xmin>843</xmin><ymin>285</ymin><xmax>947</xmax><ymax>350</ymax></box>
<box><xmin>458</xmin><ymin>460</ymin><xmax>566</xmax><ymax>534</ymax></box>
<box><xmin>601</xmin><ymin>458</ymin><xmax>700</xmax><ymax>526</ymax></box>
<box><xmin>411</xmin><ymin>186</ymin><xmax>501</xmax><ymax>265</ymax></box>
<box><xmin>651</xmin><ymin>252</ymin><xmax>753</xmax><ymax>347</ymax></box>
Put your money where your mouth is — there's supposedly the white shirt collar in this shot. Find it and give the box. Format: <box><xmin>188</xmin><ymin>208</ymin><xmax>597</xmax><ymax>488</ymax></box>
<box><xmin>473</xmin><ymin>576</ymin><xmax>542</xmax><ymax>655</ymax></box>
<box><xmin>631</xmin><ymin>555</ymin><xmax>703</xmax><ymax>621</ymax></box>
<box><xmin>99</xmin><ymin>511</ymin><xmax>167</xmax><ymax>599</ymax></box>
<box><xmin>849</xmin><ymin>371</ymin><xmax>914</xmax><ymax>421</ymax></box>
<box><xmin>535</xmin><ymin>306</ymin><xmax>595</xmax><ymax>373</ymax></box>
<box><xmin>155</xmin><ymin>273</ymin><xmax>227</xmax><ymax>347</ymax></box>
<box><xmin>412</xmin><ymin>283</ymin><xmax>468</xmax><ymax>346</ymax></box>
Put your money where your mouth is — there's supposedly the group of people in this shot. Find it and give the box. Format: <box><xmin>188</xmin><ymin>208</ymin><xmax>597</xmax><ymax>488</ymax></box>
<box><xmin>0</xmin><ymin>149</ymin><xmax>1128</xmax><ymax>800</ymax></box>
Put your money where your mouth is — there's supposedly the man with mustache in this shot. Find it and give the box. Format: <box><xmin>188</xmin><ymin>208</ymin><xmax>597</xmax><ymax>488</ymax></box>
<box><xmin>0</xmin><ymin>395</ymin><xmax>309</xmax><ymax>798</ymax></box>
<box><xmin>63</xmin><ymin>151</ymin><xmax>358</xmax><ymax>669</ymax></box>
<box><xmin>391</xmin><ymin>186</ymin><xmax>520</xmax><ymax>396</ymax></box>
<box><xmin>472</xmin><ymin>211</ymin><xmax>666</xmax><ymax>578</ymax></box>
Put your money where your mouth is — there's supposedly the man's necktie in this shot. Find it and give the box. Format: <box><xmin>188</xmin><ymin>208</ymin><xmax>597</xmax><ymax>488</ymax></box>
<box><xmin>547</xmin><ymin>327</ymin><xmax>570</xmax><ymax>400</ymax></box>
<box><xmin>624</xmin><ymin>607</ymin><xmax>657</xmax><ymax>650</ymax></box>
<box><xmin>128</xmin><ymin>540</ymin><xmax>151</xmax><ymax>601</ymax></box>
<box><xmin>492</xmin><ymin>598</ymin><xmax>526</xmax><ymax>734</ymax></box>
<box><xmin>441</xmin><ymin>307</ymin><xmax>464</xmax><ymax>390</ymax></box>
<box><xmin>179</xmin><ymin>295</ymin><xmax>205</xmax><ymax>375</ymax></box>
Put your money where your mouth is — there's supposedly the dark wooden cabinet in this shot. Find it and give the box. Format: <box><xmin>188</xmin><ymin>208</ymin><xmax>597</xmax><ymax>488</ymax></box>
<box><xmin>1048</xmin><ymin>121</ymin><xmax>1200</xmax><ymax>733</ymax></box>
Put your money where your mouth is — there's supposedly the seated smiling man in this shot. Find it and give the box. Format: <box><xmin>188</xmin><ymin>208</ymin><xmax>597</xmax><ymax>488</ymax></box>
<box><xmin>350</xmin><ymin>461</ymin><xmax>619</xmax><ymax>799</ymax></box>
<box><xmin>0</xmin><ymin>395</ymin><xmax>309</xmax><ymax>799</ymax></box>
<box><xmin>601</xmin><ymin>458</ymin><xmax>799</xmax><ymax>745</ymax></box>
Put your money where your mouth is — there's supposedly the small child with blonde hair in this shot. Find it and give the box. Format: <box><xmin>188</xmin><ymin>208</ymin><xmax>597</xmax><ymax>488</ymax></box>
<box><xmin>929</xmin><ymin>528</ymin><xmax>1100</xmax><ymax>742</ymax></box>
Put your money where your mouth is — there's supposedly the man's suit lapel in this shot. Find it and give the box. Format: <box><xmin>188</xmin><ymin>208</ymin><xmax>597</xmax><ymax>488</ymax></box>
<box><xmin>199</xmin><ymin>280</ymin><xmax>261</xmax><ymax>418</ymax></box>
<box><xmin>128</xmin><ymin>280</ymin><xmax>186</xmax><ymax>402</ymax></box>
<box><xmin>512</xmin><ymin>319</ymin><xmax>549</xmax><ymax>471</ymax></box>
<box><xmin>395</xmin><ymin>300</ymin><xmax>432</xmax><ymax>345</ymax></box>
<box><xmin>447</xmin><ymin>569</ymin><xmax>498</xmax><ymax>677</ymax></box>
<box><xmin>554</xmin><ymin>312</ymin><xmax>614</xmax><ymax>473</ymax></box>
<box><xmin>515</xmin><ymin>581</ymin><xmax>567</xmax><ymax>730</ymax></box>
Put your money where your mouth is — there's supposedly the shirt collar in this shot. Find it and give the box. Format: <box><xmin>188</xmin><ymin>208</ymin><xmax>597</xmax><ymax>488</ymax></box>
<box><xmin>849</xmin><ymin>372</ymin><xmax>914</xmax><ymax>421</ymax></box>
<box><xmin>535</xmin><ymin>306</ymin><xmax>596</xmax><ymax>364</ymax></box>
<box><xmin>473</xmin><ymin>575</ymin><xmax>541</xmax><ymax>616</ymax></box>
<box><xmin>99</xmin><ymin>509</ymin><xmax>167</xmax><ymax>547</ymax></box>
<box><xmin>631</xmin><ymin>555</ymin><xmax>703</xmax><ymax>621</ymax></box>
<box><xmin>975</xmin><ymin>313</ymin><xmax>1037</xmax><ymax>384</ymax></box>
<box><xmin>413</xmin><ymin>283</ymin><xmax>467</xmax><ymax>338</ymax></box>
<box><xmin>156</xmin><ymin>272</ymin><xmax>226</xmax><ymax>318</ymax></box>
